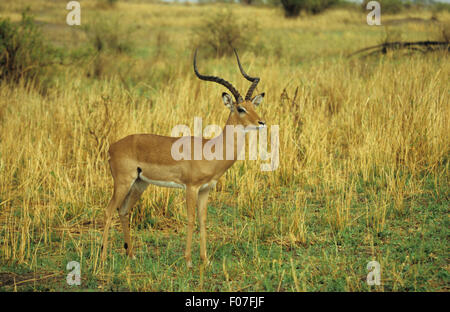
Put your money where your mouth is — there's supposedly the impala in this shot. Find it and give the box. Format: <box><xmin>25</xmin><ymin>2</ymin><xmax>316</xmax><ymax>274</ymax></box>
<box><xmin>101</xmin><ymin>49</ymin><xmax>266</xmax><ymax>267</ymax></box>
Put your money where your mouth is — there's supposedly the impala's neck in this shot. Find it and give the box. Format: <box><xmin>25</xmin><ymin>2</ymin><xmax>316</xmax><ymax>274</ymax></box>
<box><xmin>210</xmin><ymin>111</ymin><xmax>246</xmax><ymax>171</ymax></box>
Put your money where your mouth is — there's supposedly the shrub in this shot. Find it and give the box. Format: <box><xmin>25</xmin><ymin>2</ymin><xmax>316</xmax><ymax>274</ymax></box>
<box><xmin>362</xmin><ymin>0</ymin><xmax>405</xmax><ymax>14</ymax></box>
<box><xmin>82</xmin><ymin>15</ymin><xmax>136</xmax><ymax>77</ymax></box>
<box><xmin>280</xmin><ymin>0</ymin><xmax>302</xmax><ymax>17</ymax></box>
<box><xmin>193</xmin><ymin>9</ymin><xmax>258</xmax><ymax>57</ymax></box>
<box><xmin>83</xmin><ymin>16</ymin><xmax>135</xmax><ymax>55</ymax></box>
<box><xmin>431</xmin><ymin>1</ymin><xmax>450</xmax><ymax>13</ymax></box>
<box><xmin>280</xmin><ymin>0</ymin><xmax>340</xmax><ymax>18</ymax></box>
<box><xmin>0</xmin><ymin>11</ymin><xmax>60</xmax><ymax>83</ymax></box>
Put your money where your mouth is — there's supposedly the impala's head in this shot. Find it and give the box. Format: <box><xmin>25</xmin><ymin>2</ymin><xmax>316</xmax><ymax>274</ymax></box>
<box><xmin>194</xmin><ymin>49</ymin><xmax>266</xmax><ymax>130</ymax></box>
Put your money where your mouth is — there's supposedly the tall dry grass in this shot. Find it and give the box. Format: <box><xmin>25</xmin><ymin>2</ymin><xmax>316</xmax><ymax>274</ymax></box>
<box><xmin>0</xmin><ymin>2</ymin><xmax>448</xmax><ymax>290</ymax></box>
<box><xmin>1</xmin><ymin>51</ymin><xmax>448</xmax><ymax>265</ymax></box>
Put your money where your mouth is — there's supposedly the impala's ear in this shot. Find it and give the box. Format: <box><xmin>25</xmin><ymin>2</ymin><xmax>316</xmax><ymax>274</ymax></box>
<box><xmin>252</xmin><ymin>92</ymin><xmax>265</xmax><ymax>106</ymax></box>
<box><xmin>222</xmin><ymin>92</ymin><xmax>234</xmax><ymax>110</ymax></box>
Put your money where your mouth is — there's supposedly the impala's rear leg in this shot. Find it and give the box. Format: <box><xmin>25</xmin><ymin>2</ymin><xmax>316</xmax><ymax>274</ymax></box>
<box><xmin>118</xmin><ymin>179</ymin><xmax>147</xmax><ymax>259</ymax></box>
<box><xmin>101</xmin><ymin>180</ymin><xmax>132</xmax><ymax>261</ymax></box>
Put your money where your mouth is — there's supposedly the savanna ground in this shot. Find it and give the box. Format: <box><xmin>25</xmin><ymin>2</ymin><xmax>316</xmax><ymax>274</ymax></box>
<box><xmin>0</xmin><ymin>0</ymin><xmax>449</xmax><ymax>291</ymax></box>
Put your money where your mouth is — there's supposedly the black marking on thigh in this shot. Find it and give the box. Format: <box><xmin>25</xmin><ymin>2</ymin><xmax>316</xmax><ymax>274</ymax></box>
<box><xmin>124</xmin><ymin>243</ymin><xmax>128</xmax><ymax>250</ymax></box>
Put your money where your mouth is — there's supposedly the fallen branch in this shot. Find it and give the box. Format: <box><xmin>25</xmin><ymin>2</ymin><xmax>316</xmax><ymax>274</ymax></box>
<box><xmin>349</xmin><ymin>41</ymin><xmax>449</xmax><ymax>57</ymax></box>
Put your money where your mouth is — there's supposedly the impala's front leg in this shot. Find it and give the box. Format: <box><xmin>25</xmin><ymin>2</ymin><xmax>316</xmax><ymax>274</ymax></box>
<box><xmin>185</xmin><ymin>186</ymin><xmax>198</xmax><ymax>268</ymax></box>
<box><xmin>197</xmin><ymin>187</ymin><xmax>210</xmax><ymax>265</ymax></box>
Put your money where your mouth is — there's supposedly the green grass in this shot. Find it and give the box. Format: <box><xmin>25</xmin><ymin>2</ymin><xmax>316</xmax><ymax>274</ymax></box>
<box><xmin>1</xmin><ymin>174</ymin><xmax>447</xmax><ymax>292</ymax></box>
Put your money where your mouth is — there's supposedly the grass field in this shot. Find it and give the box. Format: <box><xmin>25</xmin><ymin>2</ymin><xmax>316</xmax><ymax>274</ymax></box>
<box><xmin>0</xmin><ymin>0</ymin><xmax>449</xmax><ymax>291</ymax></box>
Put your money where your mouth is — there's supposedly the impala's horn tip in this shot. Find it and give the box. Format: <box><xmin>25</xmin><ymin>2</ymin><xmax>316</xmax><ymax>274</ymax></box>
<box><xmin>193</xmin><ymin>48</ymin><xmax>243</xmax><ymax>103</ymax></box>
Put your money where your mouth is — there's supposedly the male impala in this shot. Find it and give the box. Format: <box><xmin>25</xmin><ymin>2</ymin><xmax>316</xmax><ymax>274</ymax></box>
<box><xmin>101</xmin><ymin>49</ymin><xmax>266</xmax><ymax>267</ymax></box>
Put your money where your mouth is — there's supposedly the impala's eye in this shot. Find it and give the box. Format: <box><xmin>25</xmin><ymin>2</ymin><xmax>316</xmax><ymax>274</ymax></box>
<box><xmin>237</xmin><ymin>106</ymin><xmax>247</xmax><ymax>114</ymax></box>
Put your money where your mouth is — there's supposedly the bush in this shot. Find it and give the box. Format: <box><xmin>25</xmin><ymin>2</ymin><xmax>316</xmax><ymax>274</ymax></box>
<box><xmin>362</xmin><ymin>0</ymin><xmax>405</xmax><ymax>14</ymax></box>
<box><xmin>280</xmin><ymin>0</ymin><xmax>302</xmax><ymax>17</ymax></box>
<box><xmin>193</xmin><ymin>9</ymin><xmax>258</xmax><ymax>57</ymax></box>
<box><xmin>82</xmin><ymin>15</ymin><xmax>136</xmax><ymax>77</ymax></box>
<box><xmin>0</xmin><ymin>11</ymin><xmax>60</xmax><ymax>83</ymax></box>
<box><xmin>280</xmin><ymin>0</ymin><xmax>340</xmax><ymax>18</ymax></box>
<box><xmin>83</xmin><ymin>16</ymin><xmax>135</xmax><ymax>55</ymax></box>
<box><xmin>432</xmin><ymin>1</ymin><xmax>450</xmax><ymax>13</ymax></box>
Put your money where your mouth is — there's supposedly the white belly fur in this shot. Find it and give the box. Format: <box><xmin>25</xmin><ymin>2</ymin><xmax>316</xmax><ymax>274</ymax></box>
<box><xmin>138</xmin><ymin>173</ymin><xmax>186</xmax><ymax>189</ymax></box>
<box><xmin>200</xmin><ymin>180</ymin><xmax>217</xmax><ymax>191</ymax></box>
<box><xmin>138</xmin><ymin>173</ymin><xmax>217</xmax><ymax>191</ymax></box>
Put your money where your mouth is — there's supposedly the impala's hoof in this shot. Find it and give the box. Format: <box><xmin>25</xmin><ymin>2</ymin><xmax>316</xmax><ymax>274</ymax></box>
<box><xmin>186</xmin><ymin>260</ymin><xmax>193</xmax><ymax>268</ymax></box>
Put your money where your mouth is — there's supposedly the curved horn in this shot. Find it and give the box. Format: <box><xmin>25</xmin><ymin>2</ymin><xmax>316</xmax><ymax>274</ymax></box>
<box><xmin>194</xmin><ymin>49</ymin><xmax>243</xmax><ymax>103</ymax></box>
<box><xmin>233</xmin><ymin>49</ymin><xmax>260</xmax><ymax>101</ymax></box>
